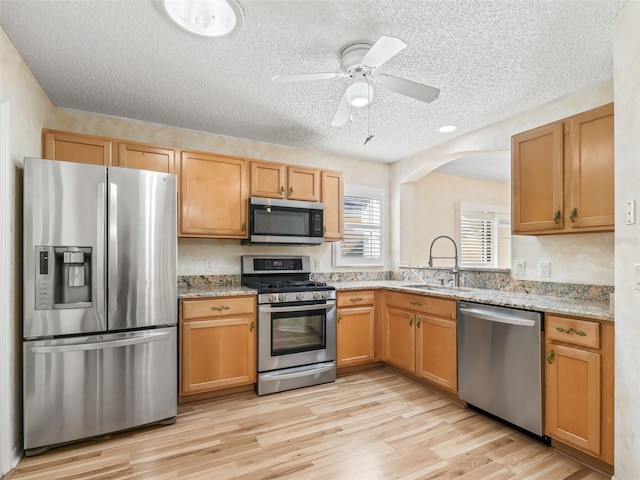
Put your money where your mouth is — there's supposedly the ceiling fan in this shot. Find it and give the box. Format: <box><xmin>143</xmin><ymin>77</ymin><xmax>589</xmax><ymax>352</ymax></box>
<box><xmin>272</xmin><ymin>36</ymin><xmax>440</xmax><ymax>127</ymax></box>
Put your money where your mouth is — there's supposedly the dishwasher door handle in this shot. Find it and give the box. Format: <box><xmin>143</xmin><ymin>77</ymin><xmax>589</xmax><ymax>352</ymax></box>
<box><xmin>459</xmin><ymin>307</ymin><xmax>536</xmax><ymax>327</ymax></box>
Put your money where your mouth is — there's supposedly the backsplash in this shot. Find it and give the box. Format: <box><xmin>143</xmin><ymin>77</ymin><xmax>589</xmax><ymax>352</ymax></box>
<box><xmin>393</xmin><ymin>267</ymin><xmax>614</xmax><ymax>303</ymax></box>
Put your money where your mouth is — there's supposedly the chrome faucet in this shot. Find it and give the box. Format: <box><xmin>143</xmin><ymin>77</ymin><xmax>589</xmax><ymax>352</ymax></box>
<box><xmin>428</xmin><ymin>235</ymin><xmax>460</xmax><ymax>287</ymax></box>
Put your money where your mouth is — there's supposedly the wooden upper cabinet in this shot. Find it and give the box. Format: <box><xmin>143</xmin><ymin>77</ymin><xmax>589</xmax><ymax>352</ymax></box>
<box><xmin>511</xmin><ymin>103</ymin><xmax>614</xmax><ymax>235</ymax></box>
<box><xmin>250</xmin><ymin>161</ymin><xmax>286</xmax><ymax>198</ymax></box>
<box><xmin>321</xmin><ymin>170</ymin><xmax>344</xmax><ymax>241</ymax></box>
<box><xmin>118</xmin><ymin>142</ymin><xmax>177</xmax><ymax>174</ymax></box>
<box><xmin>288</xmin><ymin>165</ymin><xmax>320</xmax><ymax>201</ymax></box>
<box><xmin>179</xmin><ymin>151</ymin><xmax>248</xmax><ymax>238</ymax></box>
<box><xmin>43</xmin><ymin>130</ymin><xmax>115</xmax><ymax>166</ymax></box>
<box><xmin>568</xmin><ymin>103</ymin><xmax>614</xmax><ymax>230</ymax></box>
<box><xmin>249</xmin><ymin>161</ymin><xmax>320</xmax><ymax>201</ymax></box>
<box><xmin>511</xmin><ymin>122</ymin><xmax>564</xmax><ymax>233</ymax></box>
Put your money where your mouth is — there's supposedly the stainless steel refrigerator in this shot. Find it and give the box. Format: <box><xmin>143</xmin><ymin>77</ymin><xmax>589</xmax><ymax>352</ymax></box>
<box><xmin>23</xmin><ymin>157</ymin><xmax>177</xmax><ymax>455</ymax></box>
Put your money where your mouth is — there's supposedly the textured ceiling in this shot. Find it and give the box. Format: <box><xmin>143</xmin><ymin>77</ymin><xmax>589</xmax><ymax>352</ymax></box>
<box><xmin>0</xmin><ymin>0</ymin><xmax>626</xmax><ymax>165</ymax></box>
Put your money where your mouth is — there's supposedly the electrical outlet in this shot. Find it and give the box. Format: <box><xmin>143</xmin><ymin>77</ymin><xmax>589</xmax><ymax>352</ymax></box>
<box><xmin>205</xmin><ymin>258</ymin><xmax>215</xmax><ymax>272</ymax></box>
<box><xmin>539</xmin><ymin>261</ymin><xmax>550</xmax><ymax>278</ymax></box>
<box><xmin>627</xmin><ymin>200</ymin><xmax>636</xmax><ymax>225</ymax></box>
<box><xmin>314</xmin><ymin>259</ymin><xmax>322</xmax><ymax>270</ymax></box>
<box><xmin>514</xmin><ymin>260</ymin><xmax>525</xmax><ymax>275</ymax></box>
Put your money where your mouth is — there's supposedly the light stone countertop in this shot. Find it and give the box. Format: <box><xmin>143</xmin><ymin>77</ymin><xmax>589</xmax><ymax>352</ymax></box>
<box><xmin>177</xmin><ymin>280</ymin><xmax>613</xmax><ymax>322</ymax></box>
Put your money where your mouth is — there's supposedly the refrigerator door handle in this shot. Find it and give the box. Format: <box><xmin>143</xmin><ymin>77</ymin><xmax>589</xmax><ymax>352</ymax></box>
<box><xmin>30</xmin><ymin>330</ymin><xmax>171</xmax><ymax>354</ymax></box>
<box><xmin>96</xmin><ymin>182</ymin><xmax>106</xmax><ymax>321</ymax></box>
<box><xmin>108</xmin><ymin>182</ymin><xmax>118</xmax><ymax>315</ymax></box>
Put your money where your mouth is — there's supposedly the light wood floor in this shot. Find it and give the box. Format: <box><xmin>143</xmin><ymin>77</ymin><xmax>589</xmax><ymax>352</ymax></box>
<box><xmin>11</xmin><ymin>368</ymin><xmax>607</xmax><ymax>480</ymax></box>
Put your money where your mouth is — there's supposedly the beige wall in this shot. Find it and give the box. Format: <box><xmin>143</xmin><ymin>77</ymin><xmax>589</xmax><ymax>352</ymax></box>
<box><xmin>614</xmin><ymin>3</ymin><xmax>640</xmax><ymax>478</ymax></box>
<box><xmin>0</xmin><ymin>27</ymin><xmax>56</xmax><ymax>475</ymax></box>
<box><xmin>392</xmin><ymin>81</ymin><xmax>615</xmax><ymax>285</ymax></box>
<box><xmin>400</xmin><ymin>172</ymin><xmax>510</xmax><ymax>266</ymax></box>
<box><xmin>49</xmin><ymin>110</ymin><xmax>392</xmax><ymax>275</ymax></box>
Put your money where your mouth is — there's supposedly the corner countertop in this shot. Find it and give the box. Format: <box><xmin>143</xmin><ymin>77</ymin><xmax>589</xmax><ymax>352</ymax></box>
<box><xmin>331</xmin><ymin>280</ymin><xmax>613</xmax><ymax>322</ymax></box>
<box><xmin>177</xmin><ymin>281</ymin><xmax>613</xmax><ymax>322</ymax></box>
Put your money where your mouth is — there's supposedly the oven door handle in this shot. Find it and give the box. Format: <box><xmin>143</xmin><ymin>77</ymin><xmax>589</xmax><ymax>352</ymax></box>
<box><xmin>259</xmin><ymin>303</ymin><xmax>335</xmax><ymax>313</ymax></box>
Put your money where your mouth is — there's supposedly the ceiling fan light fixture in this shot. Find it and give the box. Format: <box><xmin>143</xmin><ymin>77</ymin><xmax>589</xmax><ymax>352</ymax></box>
<box><xmin>163</xmin><ymin>0</ymin><xmax>244</xmax><ymax>37</ymax></box>
<box><xmin>345</xmin><ymin>81</ymin><xmax>373</xmax><ymax>107</ymax></box>
<box><xmin>439</xmin><ymin>125</ymin><xmax>457</xmax><ymax>133</ymax></box>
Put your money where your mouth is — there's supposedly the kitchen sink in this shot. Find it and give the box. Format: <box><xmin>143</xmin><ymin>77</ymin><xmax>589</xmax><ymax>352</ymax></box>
<box><xmin>401</xmin><ymin>284</ymin><xmax>475</xmax><ymax>293</ymax></box>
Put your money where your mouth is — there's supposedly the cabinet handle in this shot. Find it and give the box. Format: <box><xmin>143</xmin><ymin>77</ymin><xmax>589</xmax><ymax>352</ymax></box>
<box><xmin>211</xmin><ymin>305</ymin><xmax>230</xmax><ymax>311</ymax></box>
<box><xmin>280</xmin><ymin>186</ymin><xmax>285</xmax><ymax>194</ymax></box>
<box><xmin>556</xmin><ymin>326</ymin><xmax>586</xmax><ymax>336</ymax></box>
<box><xmin>553</xmin><ymin>211</ymin><xmax>561</xmax><ymax>224</ymax></box>
<box><xmin>569</xmin><ymin>208</ymin><xmax>578</xmax><ymax>222</ymax></box>
<box><xmin>323</xmin><ymin>226</ymin><xmax>327</xmax><ymax>233</ymax></box>
<box><xmin>416</xmin><ymin>318</ymin><xmax>421</xmax><ymax>328</ymax></box>
<box><xmin>546</xmin><ymin>350</ymin><xmax>555</xmax><ymax>364</ymax></box>
<box><xmin>409</xmin><ymin>300</ymin><xmax>422</xmax><ymax>307</ymax></box>
<box><xmin>409</xmin><ymin>316</ymin><xmax>413</xmax><ymax>327</ymax></box>
<box><xmin>250</xmin><ymin>321</ymin><xmax>255</xmax><ymax>332</ymax></box>
<box><xmin>241</xmin><ymin>222</ymin><xmax>247</xmax><ymax>232</ymax></box>
<box><xmin>338</xmin><ymin>313</ymin><xmax>343</xmax><ymax>322</ymax></box>
<box><xmin>289</xmin><ymin>187</ymin><xmax>294</xmax><ymax>195</ymax></box>
<box><xmin>349</xmin><ymin>297</ymin><xmax>363</xmax><ymax>302</ymax></box>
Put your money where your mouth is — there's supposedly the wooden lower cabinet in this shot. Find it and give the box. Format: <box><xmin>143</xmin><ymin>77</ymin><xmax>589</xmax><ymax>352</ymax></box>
<box><xmin>545</xmin><ymin>314</ymin><xmax>614</xmax><ymax>465</ymax></box>
<box><xmin>179</xmin><ymin>296</ymin><xmax>256</xmax><ymax>399</ymax></box>
<box><xmin>382</xmin><ymin>292</ymin><xmax>457</xmax><ymax>392</ymax></box>
<box><xmin>336</xmin><ymin>291</ymin><xmax>376</xmax><ymax>367</ymax></box>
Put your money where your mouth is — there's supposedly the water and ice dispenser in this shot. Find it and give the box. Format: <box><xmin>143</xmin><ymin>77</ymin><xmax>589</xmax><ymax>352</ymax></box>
<box><xmin>35</xmin><ymin>246</ymin><xmax>92</xmax><ymax>309</ymax></box>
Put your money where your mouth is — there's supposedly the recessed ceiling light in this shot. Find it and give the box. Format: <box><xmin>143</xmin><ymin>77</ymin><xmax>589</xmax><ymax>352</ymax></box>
<box><xmin>163</xmin><ymin>0</ymin><xmax>244</xmax><ymax>38</ymax></box>
<box><xmin>438</xmin><ymin>125</ymin><xmax>457</xmax><ymax>133</ymax></box>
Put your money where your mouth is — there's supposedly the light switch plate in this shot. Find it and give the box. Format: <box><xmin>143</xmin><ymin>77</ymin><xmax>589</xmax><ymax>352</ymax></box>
<box><xmin>539</xmin><ymin>261</ymin><xmax>550</xmax><ymax>278</ymax></box>
<box><xmin>514</xmin><ymin>260</ymin><xmax>525</xmax><ymax>275</ymax></box>
<box><xmin>635</xmin><ymin>264</ymin><xmax>640</xmax><ymax>290</ymax></box>
<box><xmin>627</xmin><ymin>200</ymin><xmax>636</xmax><ymax>225</ymax></box>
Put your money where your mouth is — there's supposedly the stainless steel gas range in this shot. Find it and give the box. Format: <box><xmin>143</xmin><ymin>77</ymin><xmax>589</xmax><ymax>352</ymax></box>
<box><xmin>241</xmin><ymin>256</ymin><xmax>336</xmax><ymax>396</ymax></box>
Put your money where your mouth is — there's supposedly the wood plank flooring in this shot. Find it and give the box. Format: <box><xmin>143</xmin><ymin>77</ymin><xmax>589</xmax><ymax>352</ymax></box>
<box><xmin>10</xmin><ymin>368</ymin><xmax>608</xmax><ymax>480</ymax></box>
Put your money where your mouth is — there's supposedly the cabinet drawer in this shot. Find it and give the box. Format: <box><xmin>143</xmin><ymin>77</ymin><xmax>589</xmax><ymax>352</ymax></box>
<box><xmin>337</xmin><ymin>290</ymin><xmax>375</xmax><ymax>307</ymax></box>
<box><xmin>546</xmin><ymin>315</ymin><xmax>599</xmax><ymax>349</ymax></box>
<box><xmin>385</xmin><ymin>291</ymin><xmax>456</xmax><ymax>319</ymax></box>
<box><xmin>181</xmin><ymin>296</ymin><xmax>255</xmax><ymax>320</ymax></box>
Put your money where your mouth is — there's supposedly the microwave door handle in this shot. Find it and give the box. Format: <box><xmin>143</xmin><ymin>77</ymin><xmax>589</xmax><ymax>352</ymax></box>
<box><xmin>259</xmin><ymin>304</ymin><xmax>335</xmax><ymax>313</ymax></box>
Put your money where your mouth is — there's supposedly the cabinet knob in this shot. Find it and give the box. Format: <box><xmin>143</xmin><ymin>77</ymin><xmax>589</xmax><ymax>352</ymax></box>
<box><xmin>553</xmin><ymin>211</ymin><xmax>561</xmax><ymax>224</ymax></box>
<box><xmin>546</xmin><ymin>350</ymin><xmax>555</xmax><ymax>364</ymax></box>
<box><xmin>241</xmin><ymin>222</ymin><xmax>247</xmax><ymax>232</ymax></box>
<box><xmin>569</xmin><ymin>208</ymin><xmax>578</xmax><ymax>222</ymax></box>
<box><xmin>289</xmin><ymin>187</ymin><xmax>294</xmax><ymax>195</ymax></box>
<box><xmin>409</xmin><ymin>316</ymin><xmax>413</xmax><ymax>327</ymax></box>
<box><xmin>250</xmin><ymin>321</ymin><xmax>255</xmax><ymax>332</ymax></box>
<box><xmin>338</xmin><ymin>313</ymin><xmax>343</xmax><ymax>322</ymax></box>
<box><xmin>280</xmin><ymin>186</ymin><xmax>285</xmax><ymax>194</ymax></box>
<box><xmin>416</xmin><ymin>318</ymin><xmax>421</xmax><ymax>328</ymax></box>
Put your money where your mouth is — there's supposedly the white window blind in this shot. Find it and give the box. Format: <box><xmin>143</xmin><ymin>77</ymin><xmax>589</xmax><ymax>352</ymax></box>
<box><xmin>333</xmin><ymin>185</ymin><xmax>384</xmax><ymax>267</ymax></box>
<box><xmin>458</xmin><ymin>203</ymin><xmax>511</xmax><ymax>269</ymax></box>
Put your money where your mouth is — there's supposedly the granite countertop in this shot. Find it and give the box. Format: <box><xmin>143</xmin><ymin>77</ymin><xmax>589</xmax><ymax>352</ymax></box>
<box><xmin>177</xmin><ymin>280</ymin><xmax>613</xmax><ymax>322</ymax></box>
<box><xmin>331</xmin><ymin>280</ymin><xmax>613</xmax><ymax>322</ymax></box>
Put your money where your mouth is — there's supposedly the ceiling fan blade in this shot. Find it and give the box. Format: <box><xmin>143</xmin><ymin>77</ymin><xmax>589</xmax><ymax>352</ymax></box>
<box><xmin>377</xmin><ymin>74</ymin><xmax>441</xmax><ymax>103</ymax></box>
<box><xmin>331</xmin><ymin>94</ymin><xmax>351</xmax><ymax>127</ymax></box>
<box><xmin>359</xmin><ymin>36</ymin><xmax>407</xmax><ymax>69</ymax></box>
<box><xmin>272</xmin><ymin>72</ymin><xmax>342</xmax><ymax>83</ymax></box>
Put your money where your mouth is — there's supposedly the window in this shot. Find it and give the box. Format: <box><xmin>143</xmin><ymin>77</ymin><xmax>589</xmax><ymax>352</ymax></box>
<box><xmin>332</xmin><ymin>185</ymin><xmax>384</xmax><ymax>267</ymax></box>
<box><xmin>457</xmin><ymin>202</ymin><xmax>511</xmax><ymax>269</ymax></box>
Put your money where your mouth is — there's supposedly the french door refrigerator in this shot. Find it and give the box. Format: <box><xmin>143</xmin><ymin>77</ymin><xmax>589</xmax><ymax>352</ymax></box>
<box><xmin>23</xmin><ymin>157</ymin><xmax>177</xmax><ymax>455</ymax></box>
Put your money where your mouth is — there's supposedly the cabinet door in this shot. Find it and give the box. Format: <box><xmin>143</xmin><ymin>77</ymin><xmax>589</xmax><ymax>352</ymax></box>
<box><xmin>416</xmin><ymin>314</ymin><xmax>457</xmax><ymax>392</ymax></box>
<box><xmin>288</xmin><ymin>166</ymin><xmax>320</xmax><ymax>201</ymax></box>
<box><xmin>118</xmin><ymin>142</ymin><xmax>177</xmax><ymax>174</ymax></box>
<box><xmin>337</xmin><ymin>306</ymin><xmax>375</xmax><ymax>367</ymax></box>
<box><xmin>250</xmin><ymin>161</ymin><xmax>286</xmax><ymax>198</ymax></box>
<box><xmin>179</xmin><ymin>151</ymin><xmax>248</xmax><ymax>237</ymax></box>
<box><xmin>321</xmin><ymin>170</ymin><xmax>344</xmax><ymax>241</ymax></box>
<box><xmin>545</xmin><ymin>343</ymin><xmax>601</xmax><ymax>456</ymax></box>
<box><xmin>382</xmin><ymin>307</ymin><xmax>415</xmax><ymax>373</ymax></box>
<box><xmin>181</xmin><ymin>316</ymin><xmax>256</xmax><ymax>395</ymax></box>
<box><xmin>568</xmin><ymin>103</ymin><xmax>614</xmax><ymax>230</ymax></box>
<box><xmin>512</xmin><ymin>122</ymin><xmax>564</xmax><ymax>233</ymax></box>
<box><xmin>43</xmin><ymin>130</ymin><xmax>114</xmax><ymax>166</ymax></box>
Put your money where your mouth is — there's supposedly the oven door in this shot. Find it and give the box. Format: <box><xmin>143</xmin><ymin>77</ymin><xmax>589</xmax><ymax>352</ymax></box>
<box><xmin>257</xmin><ymin>300</ymin><xmax>336</xmax><ymax>372</ymax></box>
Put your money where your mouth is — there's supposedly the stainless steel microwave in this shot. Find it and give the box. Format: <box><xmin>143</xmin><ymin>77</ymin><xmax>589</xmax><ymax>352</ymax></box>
<box><xmin>242</xmin><ymin>197</ymin><xmax>324</xmax><ymax>245</ymax></box>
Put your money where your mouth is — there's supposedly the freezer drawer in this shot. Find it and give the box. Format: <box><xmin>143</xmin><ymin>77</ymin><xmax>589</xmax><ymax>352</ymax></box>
<box><xmin>23</xmin><ymin>326</ymin><xmax>177</xmax><ymax>452</ymax></box>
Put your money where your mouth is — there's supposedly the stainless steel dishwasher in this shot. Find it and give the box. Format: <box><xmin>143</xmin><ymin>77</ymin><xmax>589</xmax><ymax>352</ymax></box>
<box><xmin>457</xmin><ymin>301</ymin><xmax>547</xmax><ymax>440</ymax></box>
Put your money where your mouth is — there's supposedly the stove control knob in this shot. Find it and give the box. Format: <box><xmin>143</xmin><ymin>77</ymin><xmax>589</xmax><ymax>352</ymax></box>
<box><xmin>321</xmin><ymin>292</ymin><xmax>329</xmax><ymax>300</ymax></box>
<box><xmin>278</xmin><ymin>293</ymin><xmax>288</xmax><ymax>302</ymax></box>
<box><xmin>296</xmin><ymin>293</ymin><xmax>304</xmax><ymax>301</ymax></box>
<box><xmin>269</xmin><ymin>294</ymin><xmax>278</xmax><ymax>303</ymax></box>
<box><xmin>313</xmin><ymin>292</ymin><xmax>321</xmax><ymax>300</ymax></box>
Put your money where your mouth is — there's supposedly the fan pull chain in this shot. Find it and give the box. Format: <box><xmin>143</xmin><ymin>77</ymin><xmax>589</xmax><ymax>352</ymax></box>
<box><xmin>364</xmin><ymin>75</ymin><xmax>374</xmax><ymax>145</ymax></box>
